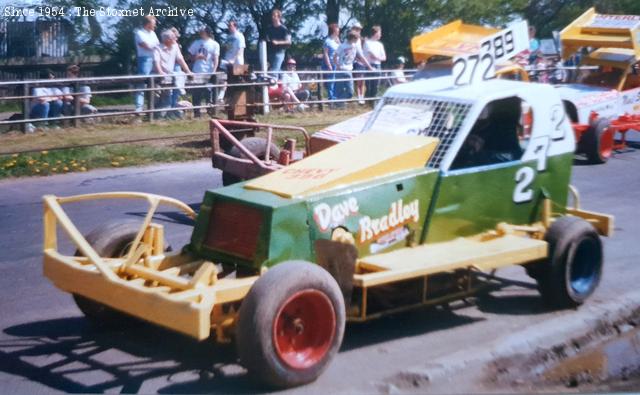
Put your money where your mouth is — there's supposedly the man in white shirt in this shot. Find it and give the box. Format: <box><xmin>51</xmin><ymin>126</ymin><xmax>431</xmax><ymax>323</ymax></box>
<box><xmin>188</xmin><ymin>26</ymin><xmax>220</xmax><ymax>117</ymax></box>
<box><xmin>133</xmin><ymin>16</ymin><xmax>159</xmax><ymax>113</ymax></box>
<box><xmin>222</xmin><ymin>20</ymin><xmax>245</xmax><ymax>68</ymax></box>
<box><xmin>154</xmin><ymin>30</ymin><xmax>192</xmax><ymax>117</ymax></box>
<box><xmin>217</xmin><ymin>20</ymin><xmax>246</xmax><ymax>101</ymax></box>
<box><xmin>281</xmin><ymin>58</ymin><xmax>310</xmax><ymax>111</ymax></box>
<box><xmin>363</xmin><ymin>25</ymin><xmax>386</xmax><ymax>99</ymax></box>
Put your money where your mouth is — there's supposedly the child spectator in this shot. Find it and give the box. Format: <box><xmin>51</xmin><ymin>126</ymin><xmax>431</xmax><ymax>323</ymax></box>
<box><xmin>390</xmin><ymin>56</ymin><xmax>408</xmax><ymax>85</ymax></box>
<box><xmin>188</xmin><ymin>26</ymin><xmax>220</xmax><ymax>117</ymax></box>
<box><xmin>334</xmin><ymin>31</ymin><xmax>373</xmax><ymax>107</ymax></box>
<box><xmin>363</xmin><ymin>25</ymin><xmax>386</xmax><ymax>99</ymax></box>
<box><xmin>322</xmin><ymin>23</ymin><xmax>340</xmax><ymax>102</ymax></box>
<box><xmin>266</xmin><ymin>9</ymin><xmax>291</xmax><ymax>74</ymax></box>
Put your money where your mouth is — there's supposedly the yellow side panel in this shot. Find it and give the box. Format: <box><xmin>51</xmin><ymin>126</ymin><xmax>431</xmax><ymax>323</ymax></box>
<box><xmin>245</xmin><ymin>134</ymin><xmax>438</xmax><ymax>198</ymax></box>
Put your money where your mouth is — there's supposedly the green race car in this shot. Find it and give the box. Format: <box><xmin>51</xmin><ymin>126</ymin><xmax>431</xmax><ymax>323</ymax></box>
<box><xmin>43</xmin><ymin>77</ymin><xmax>613</xmax><ymax>388</ymax></box>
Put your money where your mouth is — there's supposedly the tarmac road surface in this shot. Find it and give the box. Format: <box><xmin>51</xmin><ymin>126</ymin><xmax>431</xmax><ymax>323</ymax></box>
<box><xmin>0</xmin><ymin>147</ymin><xmax>639</xmax><ymax>394</ymax></box>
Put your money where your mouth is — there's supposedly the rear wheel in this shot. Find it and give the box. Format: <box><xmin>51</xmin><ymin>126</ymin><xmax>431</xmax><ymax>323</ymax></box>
<box><xmin>236</xmin><ymin>261</ymin><xmax>345</xmax><ymax>388</ymax></box>
<box><xmin>583</xmin><ymin>118</ymin><xmax>613</xmax><ymax>164</ymax></box>
<box><xmin>536</xmin><ymin>217</ymin><xmax>603</xmax><ymax>308</ymax></box>
<box><xmin>223</xmin><ymin>137</ymin><xmax>280</xmax><ymax>186</ymax></box>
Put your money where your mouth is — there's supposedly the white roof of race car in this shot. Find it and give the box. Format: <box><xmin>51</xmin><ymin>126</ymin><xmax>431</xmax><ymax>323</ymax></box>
<box><xmin>384</xmin><ymin>77</ymin><xmax>556</xmax><ymax>103</ymax></box>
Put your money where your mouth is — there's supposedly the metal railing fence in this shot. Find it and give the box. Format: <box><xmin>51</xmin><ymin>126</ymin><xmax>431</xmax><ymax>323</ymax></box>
<box><xmin>0</xmin><ymin>67</ymin><xmax>417</xmax><ymax>132</ymax></box>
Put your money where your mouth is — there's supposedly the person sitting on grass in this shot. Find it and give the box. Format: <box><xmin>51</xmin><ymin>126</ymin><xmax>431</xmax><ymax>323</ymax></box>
<box><xmin>25</xmin><ymin>69</ymin><xmax>63</xmax><ymax>133</ymax></box>
<box><xmin>281</xmin><ymin>58</ymin><xmax>310</xmax><ymax>112</ymax></box>
<box><xmin>390</xmin><ymin>56</ymin><xmax>408</xmax><ymax>85</ymax></box>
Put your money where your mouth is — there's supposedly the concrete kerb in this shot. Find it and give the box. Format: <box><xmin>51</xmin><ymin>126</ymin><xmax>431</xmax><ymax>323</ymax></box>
<box><xmin>382</xmin><ymin>289</ymin><xmax>640</xmax><ymax>392</ymax></box>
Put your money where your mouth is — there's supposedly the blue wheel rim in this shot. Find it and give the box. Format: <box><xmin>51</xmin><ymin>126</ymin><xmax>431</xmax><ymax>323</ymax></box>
<box><xmin>569</xmin><ymin>238</ymin><xmax>600</xmax><ymax>296</ymax></box>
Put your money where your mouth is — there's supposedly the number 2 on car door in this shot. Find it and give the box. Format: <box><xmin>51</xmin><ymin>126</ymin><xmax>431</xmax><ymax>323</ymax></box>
<box><xmin>513</xmin><ymin>167</ymin><xmax>534</xmax><ymax>203</ymax></box>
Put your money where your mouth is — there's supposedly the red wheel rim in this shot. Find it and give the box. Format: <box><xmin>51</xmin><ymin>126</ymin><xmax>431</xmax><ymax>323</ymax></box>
<box><xmin>600</xmin><ymin>128</ymin><xmax>614</xmax><ymax>159</ymax></box>
<box><xmin>273</xmin><ymin>289</ymin><xmax>336</xmax><ymax>370</ymax></box>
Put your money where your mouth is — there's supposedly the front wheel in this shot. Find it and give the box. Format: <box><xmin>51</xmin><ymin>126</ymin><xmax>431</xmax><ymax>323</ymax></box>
<box><xmin>236</xmin><ymin>261</ymin><xmax>345</xmax><ymax>388</ymax></box>
<box><xmin>536</xmin><ymin>217</ymin><xmax>603</xmax><ymax>308</ymax></box>
<box><xmin>74</xmin><ymin>220</ymin><xmax>167</xmax><ymax>326</ymax></box>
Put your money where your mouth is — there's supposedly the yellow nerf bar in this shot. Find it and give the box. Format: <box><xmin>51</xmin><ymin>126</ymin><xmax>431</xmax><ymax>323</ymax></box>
<box><xmin>560</xmin><ymin>7</ymin><xmax>640</xmax><ymax>60</ymax></box>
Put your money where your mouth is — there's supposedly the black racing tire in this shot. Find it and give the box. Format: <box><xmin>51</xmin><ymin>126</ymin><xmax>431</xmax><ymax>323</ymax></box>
<box><xmin>583</xmin><ymin>118</ymin><xmax>613</xmax><ymax>164</ymax></box>
<box><xmin>228</xmin><ymin>137</ymin><xmax>280</xmax><ymax>162</ymax></box>
<box><xmin>236</xmin><ymin>261</ymin><xmax>346</xmax><ymax>389</ymax></box>
<box><xmin>79</xmin><ymin>219</ymin><xmax>142</xmax><ymax>258</ymax></box>
<box><xmin>536</xmin><ymin>217</ymin><xmax>603</xmax><ymax>308</ymax></box>
<box><xmin>73</xmin><ymin>220</ymin><xmax>167</xmax><ymax>326</ymax></box>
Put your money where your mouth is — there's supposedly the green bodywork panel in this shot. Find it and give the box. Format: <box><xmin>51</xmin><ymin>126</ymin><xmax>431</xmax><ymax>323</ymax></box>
<box><xmin>427</xmin><ymin>154</ymin><xmax>573</xmax><ymax>242</ymax></box>
<box><xmin>189</xmin><ymin>154</ymin><xmax>572</xmax><ymax>270</ymax></box>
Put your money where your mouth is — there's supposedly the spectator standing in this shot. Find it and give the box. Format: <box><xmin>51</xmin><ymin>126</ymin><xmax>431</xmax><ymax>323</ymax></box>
<box><xmin>265</xmin><ymin>9</ymin><xmax>292</xmax><ymax>74</ymax></box>
<box><xmin>154</xmin><ymin>30</ymin><xmax>192</xmax><ymax>118</ymax></box>
<box><xmin>169</xmin><ymin>27</ymin><xmax>187</xmax><ymax>118</ymax></box>
<box><xmin>217</xmin><ymin>20</ymin><xmax>246</xmax><ymax>102</ymax></box>
<box><xmin>350</xmin><ymin>22</ymin><xmax>367</xmax><ymax>104</ymax></box>
<box><xmin>61</xmin><ymin>64</ymin><xmax>97</xmax><ymax>117</ymax></box>
<box><xmin>322</xmin><ymin>23</ymin><xmax>340</xmax><ymax>102</ymax></box>
<box><xmin>281</xmin><ymin>58</ymin><xmax>310</xmax><ymax>111</ymax></box>
<box><xmin>188</xmin><ymin>26</ymin><xmax>220</xmax><ymax>117</ymax></box>
<box><xmin>528</xmin><ymin>25</ymin><xmax>541</xmax><ymax>65</ymax></box>
<box><xmin>222</xmin><ymin>20</ymin><xmax>246</xmax><ymax>68</ymax></box>
<box><xmin>334</xmin><ymin>31</ymin><xmax>373</xmax><ymax>108</ymax></box>
<box><xmin>25</xmin><ymin>69</ymin><xmax>63</xmax><ymax>133</ymax></box>
<box><xmin>133</xmin><ymin>16</ymin><xmax>159</xmax><ymax>114</ymax></box>
<box><xmin>363</xmin><ymin>25</ymin><xmax>386</xmax><ymax>99</ymax></box>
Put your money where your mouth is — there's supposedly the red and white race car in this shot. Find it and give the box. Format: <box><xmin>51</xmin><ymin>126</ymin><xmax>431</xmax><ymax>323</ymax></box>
<box><xmin>556</xmin><ymin>7</ymin><xmax>640</xmax><ymax>163</ymax></box>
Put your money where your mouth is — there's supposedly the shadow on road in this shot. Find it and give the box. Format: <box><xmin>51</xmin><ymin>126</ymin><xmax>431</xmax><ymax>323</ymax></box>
<box><xmin>0</xmin><ymin>317</ymin><xmax>254</xmax><ymax>394</ymax></box>
<box><xmin>0</xmin><ymin>301</ymin><xmax>487</xmax><ymax>393</ymax></box>
<box><xmin>475</xmin><ymin>293</ymin><xmax>552</xmax><ymax>316</ymax></box>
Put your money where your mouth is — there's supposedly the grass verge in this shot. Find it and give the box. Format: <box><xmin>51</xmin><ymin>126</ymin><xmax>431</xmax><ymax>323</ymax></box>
<box><xmin>0</xmin><ymin>143</ymin><xmax>204</xmax><ymax>178</ymax></box>
<box><xmin>0</xmin><ymin>107</ymin><xmax>366</xmax><ymax>179</ymax></box>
